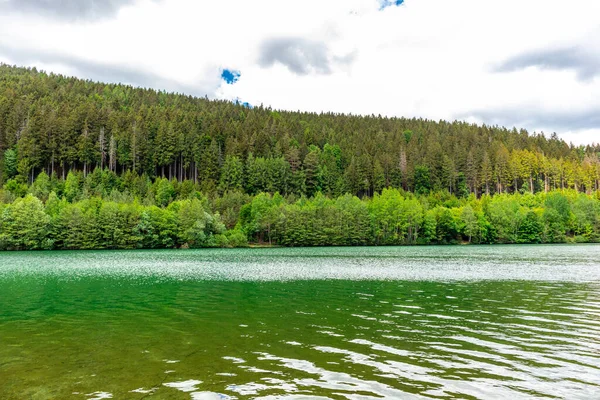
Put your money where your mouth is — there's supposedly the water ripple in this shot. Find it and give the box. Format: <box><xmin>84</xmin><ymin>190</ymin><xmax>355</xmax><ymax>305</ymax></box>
<box><xmin>1</xmin><ymin>247</ymin><xmax>599</xmax><ymax>399</ymax></box>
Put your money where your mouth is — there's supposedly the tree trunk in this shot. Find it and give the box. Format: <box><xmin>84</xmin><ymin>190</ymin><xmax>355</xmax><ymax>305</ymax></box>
<box><xmin>529</xmin><ymin>176</ymin><xmax>533</xmax><ymax>193</ymax></box>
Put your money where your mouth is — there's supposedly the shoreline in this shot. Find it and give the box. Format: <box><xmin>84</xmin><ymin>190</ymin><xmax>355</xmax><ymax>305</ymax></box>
<box><xmin>1</xmin><ymin>241</ymin><xmax>599</xmax><ymax>252</ymax></box>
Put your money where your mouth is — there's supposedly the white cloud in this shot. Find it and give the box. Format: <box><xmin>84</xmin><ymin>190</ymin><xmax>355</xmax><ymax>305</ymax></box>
<box><xmin>557</xmin><ymin>129</ymin><xmax>600</xmax><ymax>146</ymax></box>
<box><xmin>0</xmin><ymin>0</ymin><xmax>598</xmax><ymax>145</ymax></box>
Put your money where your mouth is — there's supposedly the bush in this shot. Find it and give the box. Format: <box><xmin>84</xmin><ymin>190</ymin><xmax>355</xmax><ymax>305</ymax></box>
<box><xmin>226</xmin><ymin>229</ymin><xmax>249</xmax><ymax>247</ymax></box>
<box><xmin>3</xmin><ymin>179</ymin><xmax>28</xmax><ymax>198</ymax></box>
<box><xmin>213</xmin><ymin>234</ymin><xmax>230</xmax><ymax>248</ymax></box>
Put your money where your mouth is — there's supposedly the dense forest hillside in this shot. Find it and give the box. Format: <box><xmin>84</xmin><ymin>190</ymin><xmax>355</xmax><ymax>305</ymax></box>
<box><xmin>1</xmin><ymin>64</ymin><xmax>599</xmax><ymax>196</ymax></box>
<box><xmin>0</xmin><ymin>64</ymin><xmax>599</xmax><ymax>250</ymax></box>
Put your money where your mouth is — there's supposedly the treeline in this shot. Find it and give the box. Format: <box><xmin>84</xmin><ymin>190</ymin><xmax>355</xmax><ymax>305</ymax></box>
<box><xmin>1</xmin><ymin>64</ymin><xmax>599</xmax><ymax>200</ymax></box>
<box><xmin>0</xmin><ymin>170</ymin><xmax>598</xmax><ymax>250</ymax></box>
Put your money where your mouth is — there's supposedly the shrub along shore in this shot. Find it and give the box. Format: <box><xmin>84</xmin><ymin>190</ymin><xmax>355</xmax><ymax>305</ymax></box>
<box><xmin>1</xmin><ymin>171</ymin><xmax>598</xmax><ymax>250</ymax></box>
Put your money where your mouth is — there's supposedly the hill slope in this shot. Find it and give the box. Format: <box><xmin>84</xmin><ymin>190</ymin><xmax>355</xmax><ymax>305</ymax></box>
<box><xmin>1</xmin><ymin>64</ymin><xmax>598</xmax><ymax>196</ymax></box>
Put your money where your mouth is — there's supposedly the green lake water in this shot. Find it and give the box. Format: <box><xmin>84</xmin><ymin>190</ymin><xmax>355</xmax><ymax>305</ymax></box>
<box><xmin>1</xmin><ymin>245</ymin><xmax>599</xmax><ymax>399</ymax></box>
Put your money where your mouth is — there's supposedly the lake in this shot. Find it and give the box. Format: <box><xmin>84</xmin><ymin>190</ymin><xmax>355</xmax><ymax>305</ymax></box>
<box><xmin>1</xmin><ymin>245</ymin><xmax>599</xmax><ymax>399</ymax></box>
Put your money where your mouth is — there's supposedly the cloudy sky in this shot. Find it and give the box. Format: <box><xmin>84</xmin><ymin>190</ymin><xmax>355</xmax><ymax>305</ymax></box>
<box><xmin>0</xmin><ymin>0</ymin><xmax>599</xmax><ymax>145</ymax></box>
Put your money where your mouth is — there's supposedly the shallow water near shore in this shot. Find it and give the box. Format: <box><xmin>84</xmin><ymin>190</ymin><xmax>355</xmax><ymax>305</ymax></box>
<box><xmin>1</xmin><ymin>245</ymin><xmax>599</xmax><ymax>399</ymax></box>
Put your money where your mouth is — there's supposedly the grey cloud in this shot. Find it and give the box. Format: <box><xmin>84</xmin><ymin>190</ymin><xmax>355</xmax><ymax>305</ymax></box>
<box><xmin>495</xmin><ymin>46</ymin><xmax>600</xmax><ymax>81</ymax></box>
<box><xmin>0</xmin><ymin>0</ymin><xmax>145</xmax><ymax>21</ymax></box>
<box><xmin>258</xmin><ymin>37</ymin><xmax>355</xmax><ymax>75</ymax></box>
<box><xmin>461</xmin><ymin>107</ymin><xmax>600</xmax><ymax>132</ymax></box>
<box><xmin>0</xmin><ymin>44</ymin><xmax>220</xmax><ymax>97</ymax></box>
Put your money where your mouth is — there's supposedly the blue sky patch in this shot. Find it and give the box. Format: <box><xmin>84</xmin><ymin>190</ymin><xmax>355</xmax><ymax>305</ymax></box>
<box><xmin>233</xmin><ymin>98</ymin><xmax>253</xmax><ymax>108</ymax></box>
<box><xmin>379</xmin><ymin>0</ymin><xmax>405</xmax><ymax>10</ymax></box>
<box><xmin>221</xmin><ymin>69</ymin><xmax>240</xmax><ymax>84</ymax></box>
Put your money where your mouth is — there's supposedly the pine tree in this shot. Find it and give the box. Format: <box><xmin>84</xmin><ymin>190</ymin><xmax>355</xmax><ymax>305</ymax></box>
<box><xmin>220</xmin><ymin>155</ymin><xmax>244</xmax><ymax>191</ymax></box>
<box><xmin>303</xmin><ymin>147</ymin><xmax>321</xmax><ymax>197</ymax></box>
<box><xmin>373</xmin><ymin>160</ymin><xmax>386</xmax><ymax>194</ymax></box>
<box><xmin>414</xmin><ymin>165</ymin><xmax>431</xmax><ymax>195</ymax></box>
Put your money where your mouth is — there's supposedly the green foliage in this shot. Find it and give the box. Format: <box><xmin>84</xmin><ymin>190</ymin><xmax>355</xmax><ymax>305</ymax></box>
<box><xmin>220</xmin><ymin>155</ymin><xmax>244</xmax><ymax>192</ymax></box>
<box><xmin>154</xmin><ymin>178</ymin><xmax>175</xmax><ymax>207</ymax></box>
<box><xmin>174</xmin><ymin>198</ymin><xmax>223</xmax><ymax>248</ymax></box>
<box><xmin>0</xmin><ymin>65</ymin><xmax>600</xmax><ymax>250</ymax></box>
<box><xmin>421</xmin><ymin>209</ymin><xmax>437</xmax><ymax>244</ymax></box>
<box><xmin>487</xmin><ymin>195</ymin><xmax>524</xmax><ymax>243</ymax></box>
<box><xmin>64</xmin><ymin>171</ymin><xmax>81</xmax><ymax>202</ymax></box>
<box><xmin>29</xmin><ymin>171</ymin><xmax>51</xmax><ymax>201</ymax></box>
<box><xmin>544</xmin><ymin>192</ymin><xmax>571</xmax><ymax>242</ymax></box>
<box><xmin>571</xmin><ymin>195</ymin><xmax>599</xmax><ymax>241</ymax></box>
<box><xmin>0</xmin><ymin>184</ymin><xmax>599</xmax><ymax>249</ymax></box>
<box><xmin>242</xmin><ymin>192</ymin><xmax>283</xmax><ymax>244</ymax></box>
<box><xmin>434</xmin><ymin>207</ymin><xmax>459</xmax><ymax>244</ymax></box>
<box><xmin>134</xmin><ymin>206</ymin><xmax>177</xmax><ymax>249</ymax></box>
<box><xmin>460</xmin><ymin>205</ymin><xmax>478</xmax><ymax>243</ymax></box>
<box><xmin>0</xmin><ymin>65</ymin><xmax>599</xmax><ymax>201</ymax></box>
<box><xmin>414</xmin><ymin>165</ymin><xmax>431</xmax><ymax>195</ymax></box>
<box><xmin>212</xmin><ymin>190</ymin><xmax>251</xmax><ymax>229</ymax></box>
<box><xmin>0</xmin><ymin>195</ymin><xmax>51</xmax><ymax>250</ymax></box>
<box><xmin>517</xmin><ymin>210</ymin><xmax>543</xmax><ymax>244</ymax></box>
<box><xmin>3</xmin><ymin>179</ymin><xmax>28</xmax><ymax>198</ymax></box>
<box><xmin>225</xmin><ymin>229</ymin><xmax>249</xmax><ymax>247</ymax></box>
<box><xmin>54</xmin><ymin>200</ymin><xmax>100</xmax><ymax>249</ymax></box>
<box><xmin>304</xmin><ymin>147</ymin><xmax>321</xmax><ymax>197</ymax></box>
<box><xmin>456</xmin><ymin>172</ymin><xmax>469</xmax><ymax>199</ymax></box>
<box><xmin>369</xmin><ymin>189</ymin><xmax>423</xmax><ymax>244</ymax></box>
<box><xmin>97</xmin><ymin>202</ymin><xmax>140</xmax><ymax>249</ymax></box>
<box><xmin>3</xmin><ymin>148</ymin><xmax>18</xmax><ymax>180</ymax></box>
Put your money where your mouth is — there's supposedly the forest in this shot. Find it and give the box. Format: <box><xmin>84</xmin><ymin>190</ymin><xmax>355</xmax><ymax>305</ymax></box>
<box><xmin>0</xmin><ymin>64</ymin><xmax>599</xmax><ymax>250</ymax></box>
